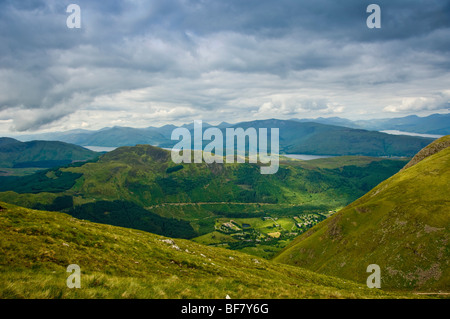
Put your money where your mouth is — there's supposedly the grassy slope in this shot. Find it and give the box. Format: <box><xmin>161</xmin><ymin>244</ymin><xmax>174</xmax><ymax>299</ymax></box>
<box><xmin>0</xmin><ymin>201</ymin><xmax>416</xmax><ymax>299</ymax></box>
<box><xmin>274</xmin><ymin>137</ymin><xmax>450</xmax><ymax>291</ymax></box>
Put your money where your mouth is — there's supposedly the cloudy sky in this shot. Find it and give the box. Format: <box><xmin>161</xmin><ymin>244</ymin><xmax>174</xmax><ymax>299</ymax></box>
<box><xmin>0</xmin><ymin>0</ymin><xmax>449</xmax><ymax>134</ymax></box>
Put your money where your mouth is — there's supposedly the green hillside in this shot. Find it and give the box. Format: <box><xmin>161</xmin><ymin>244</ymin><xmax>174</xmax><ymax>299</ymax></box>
<box><xmin>0</xmin><ymin>144</ymin><xmax>407</xmax><ymax>258</ymax></box>
<box><xmin>0</xmin><ymin>137</ymin><xmax>99</xmax><ymax>170</ymax></box>
<box><xmin>274</xmin><ymin>136</ymin><xmax>450</xmax><ymax>291</ymax></box>
<box><xmin>0</xmin><ymin>201</ymin><xmax>415</xmax><ymax>299</ymax></box>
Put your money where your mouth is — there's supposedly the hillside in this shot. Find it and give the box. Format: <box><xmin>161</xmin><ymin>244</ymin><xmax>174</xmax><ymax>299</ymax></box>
<box><xmin>0</xmin><ymin>144</ymin><xmax>408</xmax><ymax>257</ymax></box>
<box><xmin>0</xmin><ymin>137</ymin><xmax>99</xmax><ymax>169</ymax></box>
<box><xmin>274</xmin><ymin>137</ymin><xmax>450</xmax><ymax>291</ymax></box>
<box><xmin>0</xmin><ymin>201</ymin><xmax>414</xmax><ymax>299</ymax></box>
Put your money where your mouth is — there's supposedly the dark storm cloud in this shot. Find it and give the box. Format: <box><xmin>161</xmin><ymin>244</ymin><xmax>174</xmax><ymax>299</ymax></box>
<box><xmin>0</xmin><ymin>0</ymin><xmax>449</xmax><ymax>132</ymax></box>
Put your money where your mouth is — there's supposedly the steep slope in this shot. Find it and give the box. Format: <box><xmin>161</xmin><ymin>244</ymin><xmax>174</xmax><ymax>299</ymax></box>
<box><xmin>0</xmin><ymin>137</ymin><xmax>99</xmax><ymax>168</ymax></box>
<box><xmin>274</xmin><ymin>137</ymin><xmax>450</xmax><ymax>291</ymax></box>
<box><xmin>0</xmin><ymin>201</ymin><xmax>413</xmax><ymax>299</ymax></box>
<box><xmin>402</xmin><ymin>135</ymin><xmax>450</xmax><ymax>170</ymax></box>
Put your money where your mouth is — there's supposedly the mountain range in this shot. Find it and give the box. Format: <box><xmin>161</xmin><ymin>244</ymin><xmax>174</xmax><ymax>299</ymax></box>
<box><xmin>9</xmin><ymin>118</ymin><xmax>437</xmax><ymax>157</ymax></box>
<box><xmin>293</xmin><ymin>113</ymin><xmax>450</xmax><ymax>135</ymax></box>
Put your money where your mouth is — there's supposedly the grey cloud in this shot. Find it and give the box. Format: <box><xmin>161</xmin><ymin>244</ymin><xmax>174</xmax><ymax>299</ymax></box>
<box><xmin>383</xmin><ymin>91</ymin><xmax>450</xmax><ymax>113</ymax></box>
<box><xmin>0</xmin><ymin>0</ymin><xmax>449</xmax><ymax>132</ymax></box>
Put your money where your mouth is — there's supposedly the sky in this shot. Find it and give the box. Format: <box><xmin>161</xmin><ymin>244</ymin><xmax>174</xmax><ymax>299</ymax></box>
<box><xmin>0</xmin><ymin>0</ymin><xmax>449</xmax><ymax>134</ymax></box>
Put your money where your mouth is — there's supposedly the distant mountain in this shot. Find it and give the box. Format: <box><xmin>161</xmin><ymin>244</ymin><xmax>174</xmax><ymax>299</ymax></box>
<box><xmin>10</xmin><ymin>129</ymin><xmax>95</xmax><ymax>142</ymax></box>
<box><xmin>12</xmin><ymin>119</ymin><xmax>434</xmax><ymax>157</ymax></box>
<box><xmin>293</xmin><ymin>113</ymin><xmax>450</xmax><ymax>135</ymax></box>
<box><xmin>13</xmin><ymin>123</ymin><xmax>216</xmax><ymax>148</ymax></box>
<box><xmin>15</xmin><ymin>126</ymin><xmax>172</xmax><ymax>148</ymax></box>
<box><xmin>293</xmin><ymin>116</ymin><xmax>356</xmax><ymax>128</ymax></box>
<box><xmin>73</xmin><ymin>126</ymin><xmax>171</xmax><ymax>147</ymax></box>
<box><xmin>274</xmin><ymin>136</ymin><xmax>450</xmax><ymax>291</ymax></box>
<box><xmin>232</xmin><ymin>119</ymin><xmax>433</xmax><ymax>157</ymax></box>
<box><xmin>0</xmin><ymin>137</ymin><xmax>99</xmax><ymax>168</ymax></box>
<box><xmin>355</xmin><ymin>113</ymin><xmax>450</xmax><ymax>135</ymax></box>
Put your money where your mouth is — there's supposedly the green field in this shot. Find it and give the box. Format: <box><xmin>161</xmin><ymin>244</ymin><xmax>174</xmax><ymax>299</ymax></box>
<box><xmin>191</xmin><ymin>211</ymin><xmax>332</xmax><ymax>258</ymax></box>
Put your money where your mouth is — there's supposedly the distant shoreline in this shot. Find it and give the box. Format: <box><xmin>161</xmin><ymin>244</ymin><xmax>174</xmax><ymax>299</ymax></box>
<box><xmin>83</xmin><ymin>146</ymin><xmax>118</xmax><ymax>152</ymax></box>
<box><xmin>380</xmin><ymin>130</ymin><xmax>443</xmax><ymax>139</ymax></box>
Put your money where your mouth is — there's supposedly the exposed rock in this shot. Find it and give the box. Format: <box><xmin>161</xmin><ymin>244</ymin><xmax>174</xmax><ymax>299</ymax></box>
<box><xmin>402</xmin><ymin>135</ymin><xmax>450</xmax><ymax>171</ymax></box>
